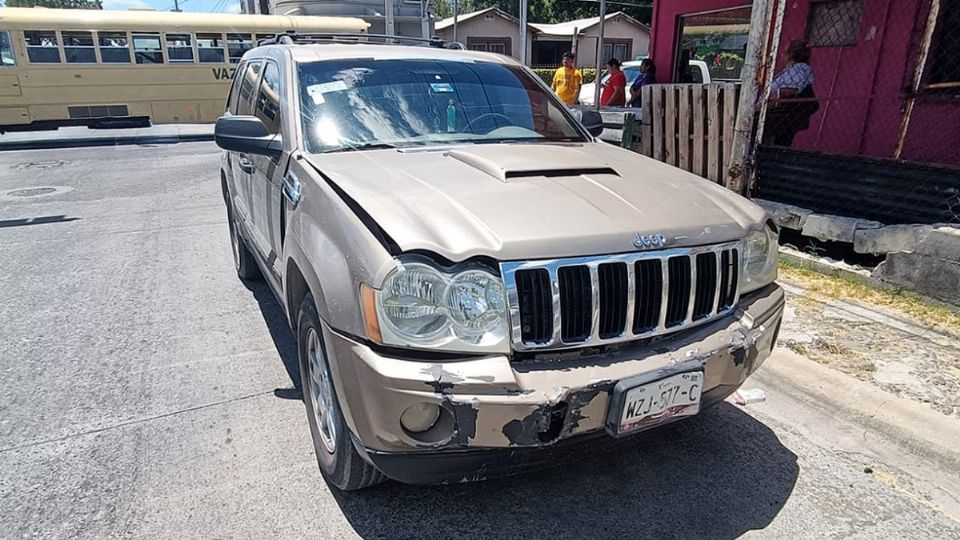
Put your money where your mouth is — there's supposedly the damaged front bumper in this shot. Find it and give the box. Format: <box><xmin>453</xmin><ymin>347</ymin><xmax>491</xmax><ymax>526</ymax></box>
<box><xmin>323</xmin><ymin>283</ymin><xmax>784</xmax><ymax>484</ymax></box>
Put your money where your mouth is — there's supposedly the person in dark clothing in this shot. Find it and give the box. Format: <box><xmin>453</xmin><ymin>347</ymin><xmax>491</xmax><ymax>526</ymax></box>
<box><xmin>628</xmin><ymin>58</ymin><xmax>656</xmax><ymax>107</ymax></box>
<box><xmin>763</xmin><ymin>40</ymin><xmax>819</xmax><ymax>147</ymax></box>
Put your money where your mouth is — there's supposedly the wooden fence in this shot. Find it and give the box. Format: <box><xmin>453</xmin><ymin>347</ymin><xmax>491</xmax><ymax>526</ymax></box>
<box><xmin>589</xmin><ymin>83</ymin><xmax>742</xmax><ymax>185</ymax></box>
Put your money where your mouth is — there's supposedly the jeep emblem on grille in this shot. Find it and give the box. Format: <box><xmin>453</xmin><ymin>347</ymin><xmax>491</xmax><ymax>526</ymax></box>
<box><xmin>633</xmin><ymin>233</ymin><xmax>667</xmax><ymax>249</ymax></box>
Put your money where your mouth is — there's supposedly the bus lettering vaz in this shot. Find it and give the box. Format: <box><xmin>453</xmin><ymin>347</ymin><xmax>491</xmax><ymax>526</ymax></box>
<box><xmin>212</xmin><ymin>67</ymin><xmax>237</xmax><ymax>81</ymax></box>
<box><xmin>0</xmin><ymin>8</ymin><xmax>367</xmax><ymax>131</ymax></box>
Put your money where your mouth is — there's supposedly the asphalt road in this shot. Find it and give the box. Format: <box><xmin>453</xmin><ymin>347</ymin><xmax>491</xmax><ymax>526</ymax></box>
<box><xmin>1</xmin><ymin>141</ymin><xmax>958</xmax><ymax>539</ymax></box>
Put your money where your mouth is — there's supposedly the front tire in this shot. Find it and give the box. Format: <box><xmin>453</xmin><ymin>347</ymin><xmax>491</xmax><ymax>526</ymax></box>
<box><xmin>297</xmin><ymin>294</ymin><xmax>385</xmax><ymax>491</ymax></box>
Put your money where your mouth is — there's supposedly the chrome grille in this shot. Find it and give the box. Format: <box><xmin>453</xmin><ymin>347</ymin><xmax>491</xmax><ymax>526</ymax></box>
<box><xmin>501</xmin><ymin>241</ymin><xmax>742</xmax><ymax>351</ymax></box>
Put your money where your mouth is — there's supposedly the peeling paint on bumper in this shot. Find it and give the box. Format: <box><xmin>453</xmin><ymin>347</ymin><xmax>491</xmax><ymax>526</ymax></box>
<box><xmin>323</xmin><ymin>284</ymin><xmax>784</xmax><ymax>483</ymax></box>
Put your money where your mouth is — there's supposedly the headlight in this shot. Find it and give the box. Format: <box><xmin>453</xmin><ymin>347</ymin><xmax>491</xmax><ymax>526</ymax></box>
<box><xmin>742</xmin><ymin>225</ymin><xmax>779</xmax><ymax>293</ymax></box>
<box><xmin>366</xmin><ymin>260</ymin><xmax>510</xmax><ymax>354</ymax></box>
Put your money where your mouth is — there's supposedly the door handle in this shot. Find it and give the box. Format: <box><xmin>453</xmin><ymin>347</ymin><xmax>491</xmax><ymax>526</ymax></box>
<box><xmin>238</xmin><ymin>154</ymin><xmax>254</xmax><ymax>174</ymax></box>
<box><xmin>282</xmin><ymin>172</ymin><xmax>302</xmax><ymax>208</ymax></box>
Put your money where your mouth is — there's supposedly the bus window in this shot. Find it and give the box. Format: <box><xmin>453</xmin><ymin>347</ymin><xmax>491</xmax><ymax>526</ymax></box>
<box><xmin>99</xmin><ymin>32</ymin><xmax>131</xmax><ymax>64</ymax></box>
<box><xmin>63</xmin><ymin>31</ymin><xmax>96</xmax><ymax>64</ymax></box>
<box><xmin>166</xmin><ymin>33</ymin><xmax>194</xmax><ymax>63</ymax></box>
<box><xmin>0</xmin><ymin>31</ymin><xmax>14</xmax><ymax>67</ymax></box>
<box><xmin>226</xmin><ymin>33</ymin><xmax>252</xmax><ymax>64</ymax></box>
<box><xmin>256</xmin><ymin>61</ymin><xmax>281</xmax><ymax>134</ymax></box>
<box><xmin>197</xmin><ymin>33</ymin><xmax>225</xmax><ymax>63</ymax></box>
<box><xmin>237</xmin><ymin>60</ymin><xmax>263</xmax><ymax>114</ymax></box>
<box><xmin>255</xmin><ymin>34</ymin><xmax>273</xmax><ymax>45</ymax></box>
<box><xmin>24</xmin><ymin>31</ymin><xmax>61</xmax><ymax>64</ymax></box>
<box><xmin>132</xmin><ymin>33</ymin><xmax>163</xmax><ymax>64</ymax></box>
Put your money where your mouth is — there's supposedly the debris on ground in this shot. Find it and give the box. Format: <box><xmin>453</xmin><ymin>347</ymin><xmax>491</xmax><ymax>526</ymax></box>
<box><xmin>733</xmin><ymin>388</ymin><xmax>767</xmax><ymax>405</ymax></box>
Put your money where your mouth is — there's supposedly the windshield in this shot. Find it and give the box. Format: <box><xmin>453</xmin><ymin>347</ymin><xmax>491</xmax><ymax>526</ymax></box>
<box><xmin>296</xmin><ymin>58</ymin><xmax>586</xmax><ymax>153</ymax></box>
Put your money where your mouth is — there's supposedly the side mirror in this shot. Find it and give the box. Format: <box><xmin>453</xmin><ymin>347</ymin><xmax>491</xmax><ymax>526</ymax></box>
<box><xmin>578</xmin><ymin>109</ymin><xmax>604</xmax><ymax>137</ymax></box>
<box><xmin>214</xmin><ymin>115</ymin><xmax>282</xmax><ymax>158</ymax></box>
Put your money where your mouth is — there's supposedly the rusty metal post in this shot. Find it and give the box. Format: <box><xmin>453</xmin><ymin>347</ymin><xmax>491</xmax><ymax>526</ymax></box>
<box><xmin>725</xmin><ymin>0</ymin><xmax>774</xmax><ymax>195</ymax></box>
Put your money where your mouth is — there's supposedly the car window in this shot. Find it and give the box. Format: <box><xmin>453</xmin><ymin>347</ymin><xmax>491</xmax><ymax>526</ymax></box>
<box><xmin>297</xmin><ymin>58</ymin><xmax>586</xmax><ymax>153</ymax></box>
<box><xmin>687</xmin><ymin>64</ymin><xmax>704</xmax><ymax>84</ymax></box>
<box><xmin>624</xmin><ymin>67</ymin><xmax>642</xmax><ymax>83</ymax></box>
<box><xmin>256</xmin><ymin>61</ymin><xmax>282</xmax><ymax>135</ymax></box>
<box><xmin>226</xmin><ymin>60</ymin><xmax>246</xmax><ymax>114</ymax></box>
<box><xmin>237</xmin><ymin>60</ymin><xmax>263</xmax><ymax>115</ymax></box>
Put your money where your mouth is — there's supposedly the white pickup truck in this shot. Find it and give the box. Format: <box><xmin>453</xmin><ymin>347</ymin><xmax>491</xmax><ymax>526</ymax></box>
<box><xmin>579</xmin><ymin>59</ymin><xmax>712</xmax><ymax>106</ymax></box>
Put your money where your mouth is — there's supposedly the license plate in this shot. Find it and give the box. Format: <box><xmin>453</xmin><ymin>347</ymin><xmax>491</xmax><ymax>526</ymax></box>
<box><xmin>617</xmin><ymin>372</ymin><xmax>703</xmax><ymax>434</ymax></box>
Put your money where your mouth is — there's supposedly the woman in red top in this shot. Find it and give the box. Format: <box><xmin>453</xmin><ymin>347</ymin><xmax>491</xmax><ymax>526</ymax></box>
<box><xmin>600</xmin><ymin>58</ymin><xmax>627</xmax><ymax>107</ymax></box>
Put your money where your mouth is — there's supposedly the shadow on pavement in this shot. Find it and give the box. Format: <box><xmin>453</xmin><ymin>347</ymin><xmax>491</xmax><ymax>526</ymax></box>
<box><xmin>332</xmin><ymin>403</ymin><xmax>798</xmax><ymax>539</ymax></box>
<box><xmin>0</xmin><ymin>215</ymin><xmax>79</xmax><ymax>228</ymax></box>
<box><xmin>244</xmin><ymin>279</ymin><xmax>302</xmax><ymax>399</ymax></box>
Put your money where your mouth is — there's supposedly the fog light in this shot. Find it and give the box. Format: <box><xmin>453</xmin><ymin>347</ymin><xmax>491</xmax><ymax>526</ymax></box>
<box><xmin>400</xmin><ymin>402</ymin><xmax>440</xmax><ymax>433</ymax></box>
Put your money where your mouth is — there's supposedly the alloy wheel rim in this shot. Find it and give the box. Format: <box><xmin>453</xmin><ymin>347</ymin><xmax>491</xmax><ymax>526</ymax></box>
<box><xmin>306</xmin><ymin>327</ymin><xmax>338</xmax><ymax>454</ymax></box>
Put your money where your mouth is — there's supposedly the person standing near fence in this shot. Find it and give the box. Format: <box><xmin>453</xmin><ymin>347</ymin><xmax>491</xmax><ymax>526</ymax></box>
<box><xmin>763</xmin><ymin>40</ymin><xmax>819</xmax><ymax>147</ymax></box>
<box><xmin>628</xmin><ymin>58</ymin><xmax>656</xmax><ymax>107</ymax></box>
<box><xmin>551</xmin><ymin>52</ymin><xmax>582</xmax><ymax>106</ymax></box>
<box><xmin>600</xmin><ymin>58</ymin><xmax>627</xmax><ymax>107</ymax></box>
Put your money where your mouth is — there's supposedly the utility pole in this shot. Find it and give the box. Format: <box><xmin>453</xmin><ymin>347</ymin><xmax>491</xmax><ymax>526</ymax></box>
<box><xmin>385</xmin><ymin>0</ymin><xmax>396</xmax><ymax>37</ymax></box>
<box><xmin>518</xmin><ymin>0</ymin><xmax>528</xmax><ymax>65</ymax></box>
<box><xmin>453</xmin><ymin>0</ymin><xmax>459</xmax><ymax>43</ymax></box>
<box><xmin>593</xmin><ymin>0</ymin><xmax>606</xmax><ymax>108</ymax></box>
<box><xmin>421</xmin><ymin>0</ymin><xmax>431</xmax><ymax>39</ymax></box>
<box><xmin>725</xmin><ymin>0</ymin><xmax>772</xmax><ymax>194</ymax></box>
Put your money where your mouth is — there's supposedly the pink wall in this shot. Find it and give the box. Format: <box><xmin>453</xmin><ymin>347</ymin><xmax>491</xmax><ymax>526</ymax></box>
<box><xmin>650</xmin><ymin>0</ymin><xmax>751</xmax><ymax>82</ymax></box>
<box><xmin>651</xmin><ymin>0</ymin><xmax>957</xmax><ymax>166</ymax></box>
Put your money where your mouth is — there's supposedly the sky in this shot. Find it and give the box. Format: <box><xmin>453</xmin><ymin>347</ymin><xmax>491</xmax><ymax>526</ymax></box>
<box><xmin>101</xmin><ymin>0</ymin><xmax>243</xmax><ymax>14</ymax></box>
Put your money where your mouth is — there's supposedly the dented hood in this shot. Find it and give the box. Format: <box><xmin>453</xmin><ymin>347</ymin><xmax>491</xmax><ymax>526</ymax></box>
<box><xmin>304</xmin><ymin>142</ymin><xmax>767</xmax><ymax>262</ymax></box>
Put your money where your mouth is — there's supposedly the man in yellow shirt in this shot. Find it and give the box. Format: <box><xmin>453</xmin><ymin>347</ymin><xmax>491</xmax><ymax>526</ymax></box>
<box><xmin>551</xmin><ymin>52</ymin><xmax>582</xmax><ymax>105</ymax></box>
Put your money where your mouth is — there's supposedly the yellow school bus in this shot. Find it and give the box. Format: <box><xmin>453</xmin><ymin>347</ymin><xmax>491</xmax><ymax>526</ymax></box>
<box><xmin>0</xmin><ymin>7</ymin><xmax>368</xmax><ymax>131</ymax></box>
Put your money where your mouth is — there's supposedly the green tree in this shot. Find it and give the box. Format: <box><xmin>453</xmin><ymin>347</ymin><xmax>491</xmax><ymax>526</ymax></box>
<box><xmin>4</xmin><ymin>0</ymin><xmax>103</xmax><ymax>8</ymax></box>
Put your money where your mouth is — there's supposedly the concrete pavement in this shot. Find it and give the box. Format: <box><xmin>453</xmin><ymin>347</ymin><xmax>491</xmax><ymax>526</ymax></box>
<box><xmin>1</xmin><ymin>142</ymin><xmax>958</xmax><ymax>538</ymax></box>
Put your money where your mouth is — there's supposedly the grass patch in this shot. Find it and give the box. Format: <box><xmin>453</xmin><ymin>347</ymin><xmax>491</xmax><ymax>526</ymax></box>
<box><xmin>778</xmin><ymin>259</ymin><xmax>960</xmax><ymax>337</ymax></box>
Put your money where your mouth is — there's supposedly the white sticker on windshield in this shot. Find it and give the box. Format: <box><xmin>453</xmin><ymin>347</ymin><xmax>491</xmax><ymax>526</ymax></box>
<box><xmin>306</xmin><ymin>80</ymin><xmax>348</xmax><ymax>105</ymax></box>
<box><xmin>430</xmin><ymin>82</ymin><xmax>454</xmax><ymax>93</ymax></box>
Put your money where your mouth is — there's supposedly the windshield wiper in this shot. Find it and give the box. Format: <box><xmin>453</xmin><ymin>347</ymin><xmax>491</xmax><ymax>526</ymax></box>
<box><xmin>323</xmin><ymin>142</ymin><xmax>398</xmax><ymax>153</ymax></box>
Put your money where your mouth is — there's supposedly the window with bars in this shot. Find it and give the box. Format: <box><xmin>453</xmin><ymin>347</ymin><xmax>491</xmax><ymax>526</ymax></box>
<box><xmin>927</xmin><ymin>0</ymin><xmax>960</xmax><ymax>87</ymax></box>
<box><xmin>806</xmin><ymin>0</ymin><xmax>864</xmax><ymax>48</ymax></box>
<box><xmin>467</xmin><ymin>38</ymin><xmax>510</xmax><ymax>56</ymax></box>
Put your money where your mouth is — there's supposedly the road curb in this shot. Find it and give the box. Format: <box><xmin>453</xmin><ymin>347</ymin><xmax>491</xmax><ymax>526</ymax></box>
<box><xmin>0</xmin><ymin>133</ymin><xmax>214</xmax><ymax>152</ymax></box>
<box><xmin>751</xmin><ymin>348</ymin><xmax>960</xmax><ymax>519</ymax></box>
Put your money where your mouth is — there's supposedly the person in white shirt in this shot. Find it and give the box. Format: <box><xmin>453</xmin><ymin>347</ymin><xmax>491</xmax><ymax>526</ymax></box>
<box><xmin>764</xmin><ymin>40</ymin><xmax>819</xmax><ymax>146</ymax></box>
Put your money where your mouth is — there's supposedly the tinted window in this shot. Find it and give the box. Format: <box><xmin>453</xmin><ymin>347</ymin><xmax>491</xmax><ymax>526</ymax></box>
<box><xmin>197</xmin><ymin>33</ymin><xmax>225</xmax><ymax>63</ymax></box>
<box><xmin>297</xmin><ymin>58</ymin><xmax>584</xmax><ymax>153</ymax></box>
<box><xmin>133</xmin><ymin>33</ymin><xmax>163</xmax><ymax>64</ymax></box>
<box><xmin>63</xmin><ymin>31</ymin><xmax>95</xmax><ymax>64</ymax></box>
<box><xmin>24</xmin><ymin>30</ymin><xmax>61</xmax><ymax>63</ymax></box>
<box><xmin>237</xmin><ymin>60</ymin><xmax>263</xmax><ymax>114</ymax></box>
<box><xmin>226</xmin><ymin>61</ymin><xmax>246</xmax><ymax>114</ymax></box>
<box><xmin>256</xmin><ymin>62</ymin><xmax>282</xmax><ymax>134</ymax></box>
<box><xmin>99</xmin><ymin>32</ymin><xmax>130</xmax><ymax>64</ymax></box>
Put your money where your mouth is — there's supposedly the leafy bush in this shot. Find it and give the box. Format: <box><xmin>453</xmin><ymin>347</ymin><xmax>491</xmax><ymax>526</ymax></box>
<box><xmin>532</xmin><ymin>67</ymin><xmax>597</xmax><ymax>86</ymax></box>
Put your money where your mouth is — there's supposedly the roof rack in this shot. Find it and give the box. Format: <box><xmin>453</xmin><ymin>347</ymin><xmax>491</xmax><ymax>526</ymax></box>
<box><xmin>257</xmin><ymin>32</ymin><xmax>466</xmax><ymax>50</ymax></box>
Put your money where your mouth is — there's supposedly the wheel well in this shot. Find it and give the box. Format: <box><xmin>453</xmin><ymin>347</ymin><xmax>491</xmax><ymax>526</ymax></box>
<box><xmin>285</xmin><ymin>259</ymin><xmax>309</xmax><ymax>328</ymax></box>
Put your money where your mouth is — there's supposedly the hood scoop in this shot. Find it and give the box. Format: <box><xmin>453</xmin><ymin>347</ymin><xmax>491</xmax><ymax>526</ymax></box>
<box><xmin>446</xmin><ymin>145</ymin><xmax>620</xmax><ymax>182</ymax></box>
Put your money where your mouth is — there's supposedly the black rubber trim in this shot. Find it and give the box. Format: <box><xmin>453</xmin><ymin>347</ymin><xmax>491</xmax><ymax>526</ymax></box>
<box><xmin>302</xmin><ymin>159</ymin><xmax>401</xmax><ymax>255</ymax></box>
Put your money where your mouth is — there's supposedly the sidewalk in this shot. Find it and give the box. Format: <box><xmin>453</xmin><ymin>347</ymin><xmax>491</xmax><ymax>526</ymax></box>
<box><xmin>0</xmin><ymin>124</ymin><xmax>214</xmax><ymax>151</ymax></box>
<box><xmin>776</xmin><ymin>267</ymin><xmax>960</xmax><ymax>419</ymax></box>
